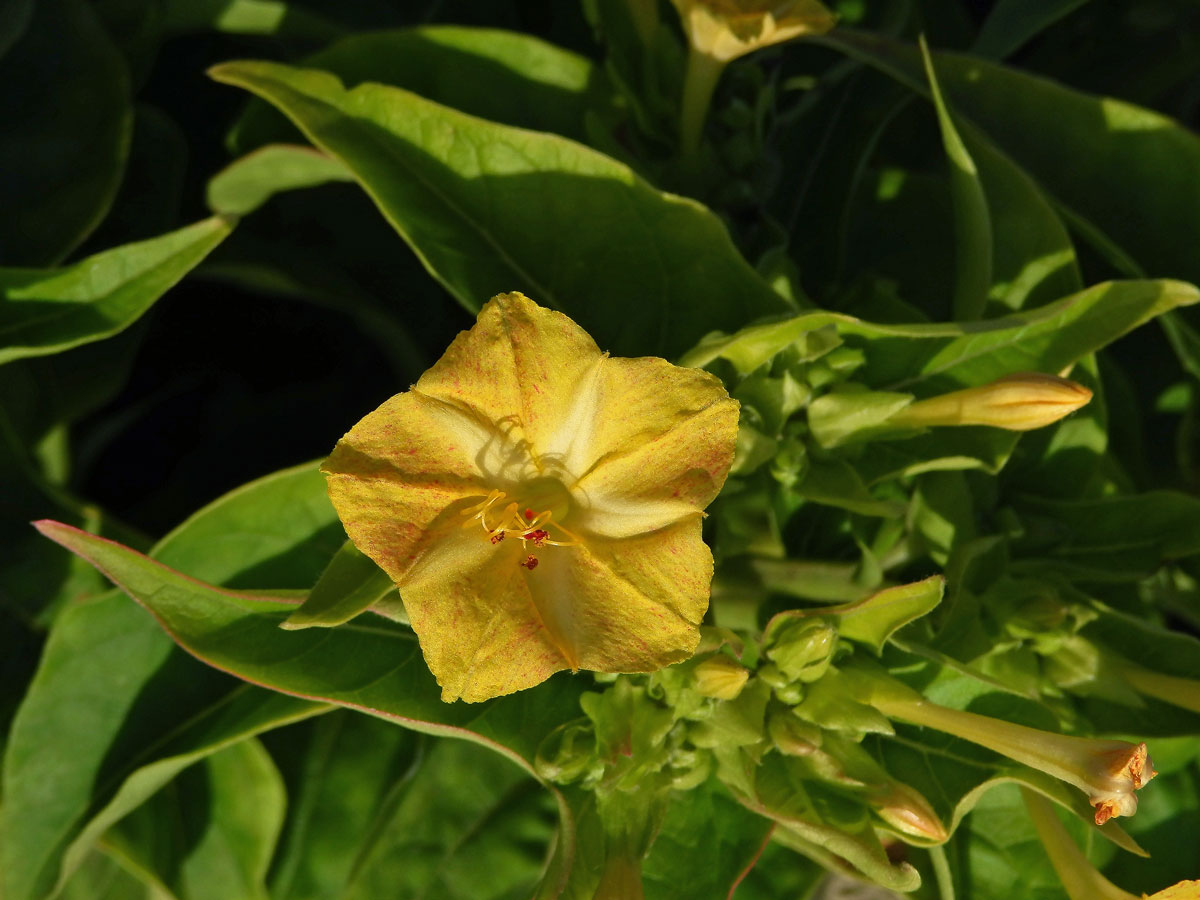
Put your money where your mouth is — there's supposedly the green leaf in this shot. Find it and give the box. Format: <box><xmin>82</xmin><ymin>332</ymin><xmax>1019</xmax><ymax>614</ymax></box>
<box><xmin>1012</xmin><ymin>490</ymin><xmax>1200</xmax><ymax>582</ymax></box>
<box><xmin>920</xmin><ymin>36</ymin><xmax>992</xmax><ymax>320</ymax></box>
<box><xmin>972</xmin><ymin>0</ymin><xmax>1091</xmax><ymax>59</ymax></box>
<box><xmin>0</xmin><ymin>217</ymin><xmax>233</xmax><ymax>365</ymax></box>
<box><xmin>264</xmin><ymin>712</ymin><xmax>420</xmax><ymax>900</ymax></box>
<box><xmin>207</xmin><ymin>145</ymin><xmax>352</xmax><ymax>217</ymax></box>
<box><xmin>339</xmin><ymin>737</ymin><xmax>558</xmax><ymax>900</ymax></box>
<box><xmin>836</xmin><ymin>576</ymin><xmax>946</xmax><ymax>653</ymax></box>
<box><xmin>719</xmin><ymin>749</ymin><xmax>922</xmax><ymax>892</ymax></box>
<box><xmin>208</xmin><ymin>59</ymin><xmax>789</xmax><ymax>358</ymax></box>
<box><xmin>36</xmin><ymin>520</ymin><xmax>587</xmax><ymax>763</ymax></box>
<box><xmin>641</xmin><ymin>780</ymin><xmax>774</xmax><ymax>900</ymax></box>
<box><xmin>1</xmin><ymin>463</ymin><xmax>342</xmax><ymax>900</ymax></box>
<box><xmin>0</xmin><ymin>0</ymin><xmax>131</xmax><ymax>265</ymax></box>
<box><xmin>100</xmin><ymin>737</ymin><xmax>288</xmax><ymax>900</ymax></box>
<box><xmin>821</xmin><ymin>31</ymin><xmax>1200</xmax><ymax>286</ymax></box>
<box><xmin>161</xmin><ymin>0</ymin><xmax>345</xmax><ymax>42</ymax></box>
<box><xmin>230</xmin><ymin>26</ymin><xmax>608</xmax><ymax>151</ymax></box>
<box><xmin>806</xmin><ymin>388</ymin><xmax>914</xmax><ymax>448</ymax></box>
<box><xmin>281</xmin><ymin>539</ymin><xmax>399</xmax><ymax>630</ymax></box>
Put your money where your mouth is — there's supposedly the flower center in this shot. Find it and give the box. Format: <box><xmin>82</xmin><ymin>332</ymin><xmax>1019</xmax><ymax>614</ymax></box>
<box><xmin>460</xmin><ymin>477</ymin><xmax>580</xmax><ymax>570</ymax></box>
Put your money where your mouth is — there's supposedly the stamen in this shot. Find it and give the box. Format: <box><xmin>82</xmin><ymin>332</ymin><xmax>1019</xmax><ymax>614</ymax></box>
<box><xmin>523</xmin><ymin>529</ymin><xmax>549</xmax><ymax>547</ymax></box>
<box><xmin>521</xmin><ymin>555</ymin><xmax>539</xmax><ymax>570</ymax></box>
<box><xmin>490</xmin><ymin>532</ymin><xmax>506</xmax><ymax>545</ymax></box>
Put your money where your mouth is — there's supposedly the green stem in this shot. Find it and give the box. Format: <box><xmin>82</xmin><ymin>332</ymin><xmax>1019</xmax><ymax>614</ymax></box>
<box><xmin>680</xmin><ymin>47</ymin><xmax>725</xmax><ymax>162</ymax></box>
<box><xmin>929</xmin><ymin>844</ymin><xmax>956</xmax><ymax>900</ymax></box>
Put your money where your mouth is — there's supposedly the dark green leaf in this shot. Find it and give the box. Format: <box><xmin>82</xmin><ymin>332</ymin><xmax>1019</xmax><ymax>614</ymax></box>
<box><xmin>100</xmin><ymin>737</ymin><xmax>289</xmax><ymax>900</ymax></box>
<box><xmin>230</xmin><ymin>26</ymin><xmax>609</xmax><ymax>151</ymax></box>
<box><xmin>207</xmin><ymin>145</ymin><xmax>353</xmax><ymax>217</ymax></box>
<box><xmin>208</xmin><ymin>60</ymin><xmax>789</xmax><ymax>358</ymax></box>
<box><xmin>0</xmin><ymin>217</ymin><xmax>234</xmax><ymax>365</ymax></box>
<box><xmin>282</xmin><ymin>539</ymin><xmax>399</xmax><ymax>630</ymax></box>
<box><xmin>0</xmin><ymin>0</ymin><xmax>131</xmax><ymax>264</ymax></box>
<box><xmin>1</xmin><ymin>463</ymin><xmax>342</xmax><ymax>900</ymax></box>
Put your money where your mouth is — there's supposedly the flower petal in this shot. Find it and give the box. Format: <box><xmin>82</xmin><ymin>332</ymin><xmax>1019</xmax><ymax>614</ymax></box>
<box><xmin>559</xmin><ymin>357</ymin><xmax>739</xmax><ymax>538</ymax></box>
<box><xmin>400</xmin><ymin>525</ymin><xmax>572</xmax><ymax>702</ymax></box>
<box><xmin>412</xmin><ymin>292</ymin><xmax>606</xmax><ymax>478</ymax></box>
<box><xmin>323</xmin><ymin>390</ymin><xmax>494</xmax><ymax>581</ymax></box>
<box><xmin>527</xmin><ymin>518</ymin><xmax>714</xmax><ymax>671</ymax></box>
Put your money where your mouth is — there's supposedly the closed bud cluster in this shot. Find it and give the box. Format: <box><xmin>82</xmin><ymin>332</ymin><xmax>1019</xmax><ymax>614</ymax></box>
<box><xmin>766</xmin><ymin>619</ymin><xmax>837</xmax><ymax>684</ymax></box>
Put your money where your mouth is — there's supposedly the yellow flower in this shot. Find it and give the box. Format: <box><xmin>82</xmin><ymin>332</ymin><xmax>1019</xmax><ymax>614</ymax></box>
<box><xmin>887</xmin><ymin>372</ymin><xmax>1092</xmax><ymax>432</ymax></box>
<box><xmin>322</xmin><ymin>292</ymin><xmax>740</xmax><ymax>703</ymax></box>
<box><xmin>670</xmin><ymin>0</ymin><xmax>837</xmax><ymax>63</ymax></box>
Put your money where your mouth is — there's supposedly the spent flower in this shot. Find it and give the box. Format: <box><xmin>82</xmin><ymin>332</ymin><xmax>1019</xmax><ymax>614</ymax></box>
<box><xmin>323</xmin><ymin>292</ymin><xmax>739</xmax><ymax>702</ymax></box>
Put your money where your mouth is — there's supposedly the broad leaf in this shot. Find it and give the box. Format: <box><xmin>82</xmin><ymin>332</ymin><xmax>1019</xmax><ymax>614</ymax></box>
<box><xmin>337</xmin><ymin>737</ymin><xmax>558</xmax><ymax>900</ymax></box>
<box><xmin>264</xmin><ymin>712</ymin><xmax>421</xmax><ymax>900</ymax></box>
<box><xmin>208</xmin><ymin>60</ymin><xmax>789</xmax><ymax>358</ymax></box>
<box><xmin>102</xmin><ymin>738</ymin><xmax>288</xmax><ymax>900</ymax></box>
<box><xmin>0</xmin><ymin>217</ymin><xmax>233</xmax><ymax>365</ymax></box>
<box><xmin>921</xmin><ymin>38</ymin><xmax>991</xmax><ymax>320</ymax></box>
<box><xmin>0</xmin><ymin>0</ymin><xmax>131</xmax><ymax>265</ymax></box>
<box><xmin>1</xmin><ymin>463</ymin><xmax>341</xmax><ymax>900</ymax></box>
<box><xmin>230</xmin><ymin>26</ymin><xmax>609</xmax><ymax>151</ymax></box>
<box><xmin>822</xmin><ymin>31</ymin><xmax>1200</xmax><ymax>286</ymax></box>
<box><xmin>207</xmin><ymin>145</ymin><xmax>352</xmax><ymax>217</ymax></box>
<box><xmin>36</xmin><ymin>520</ymin><xmax>586</xmax><ymax>766</ymax></box>
<box><xmin>641</xmin><ymin>780</ymin><xmax>774</xmax><ymax>900</ymax></box>
<box><xmin>282</xmin><ymin>539</ymin><xmax>399</xmax><ymax>630</ymax></box>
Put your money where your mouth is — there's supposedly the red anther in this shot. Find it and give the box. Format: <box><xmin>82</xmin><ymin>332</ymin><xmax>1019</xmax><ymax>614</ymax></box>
<box><xmin>520</xmin><ymin>555</ymin><xmax>539</xmax><ymax>570</ymax></box>
<box><xmin>523</xmin><ymin>529</ymin><xmax>549</xmax><ymax>546</ymax></box>
<box><xmin>489</xmin><ymin>532</ymin><xmax>506</xmax><ymax>544</ymax></box>
<box><xmin>524</xmin><ymin>508</ymin><xmax>535</xmax><ymax>521</ymax></box>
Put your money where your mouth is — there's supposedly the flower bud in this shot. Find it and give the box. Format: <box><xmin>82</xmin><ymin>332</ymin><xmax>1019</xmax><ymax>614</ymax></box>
<box><xmin>766</xmin><ymin>619</ymin><xmax>837</xmax><ymax>683</ymax></box>
<box><xmin>768</xmin><ymin>709</ymin><xmax>822</xmax><ymax>756</ymax></box>
<box><xmin>669</xmin><ymin>0</ymin><xmax>837</xmax><ymax>63</ymax></box>
<box><xmin>870</xmin><ymin>781</ymin><xmax>949</xmax><ymax>844</ymax></box>
<box><xmin>693</xmin><ymin>654</ymin><xmax>750</xmax><ymax>700</ymax></box>
<box><xmin>888</xmin><ymin>372</ymin><xmax>1092</xmax><ymax>432</ymax></box>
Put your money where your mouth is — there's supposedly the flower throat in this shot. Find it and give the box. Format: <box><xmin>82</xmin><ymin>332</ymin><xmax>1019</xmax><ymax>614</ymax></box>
<box><xmin>461</xmin><ymin>477</ymin><xmax>579</xmax><ymax>571</ymax></box>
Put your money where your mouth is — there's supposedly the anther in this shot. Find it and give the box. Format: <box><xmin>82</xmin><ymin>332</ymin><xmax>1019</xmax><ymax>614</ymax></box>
<box><xmin>523</xmin><ymin>529</ymin><xmax>549</xmax><ymax>547</ymax></box>
<box><xmin>490</xmin><ymin>532</ymin><xmax>506</xmax><ymax>545</ymax></box>
<box><xmin>521</xmin><ymin>555</ymin><xmax>539</xmax><ymax>570</ymax></box>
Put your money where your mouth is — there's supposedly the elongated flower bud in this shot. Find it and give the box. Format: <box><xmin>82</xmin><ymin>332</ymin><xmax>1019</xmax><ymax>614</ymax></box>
<box><xmin>888</xmin><ymin>373</ymin><xmax>1092</xmax><ymax>432</ymax></box>
<box><xmin>871</xmin><ymin>781</ymin><xmax>949</xmax><ymax>844</ymax></box>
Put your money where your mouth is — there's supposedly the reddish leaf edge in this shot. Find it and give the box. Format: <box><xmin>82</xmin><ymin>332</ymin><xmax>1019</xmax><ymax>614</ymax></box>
<box><xmin>32</xmin><ymin>518</ymin><xmax>577</xmax><ymax>898</ymax></box>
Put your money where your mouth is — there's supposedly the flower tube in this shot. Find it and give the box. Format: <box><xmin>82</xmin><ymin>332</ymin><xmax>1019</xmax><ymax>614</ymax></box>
<box><xmin>858</xmin><ymin>673</ymin><xmax>1155</xmax><ymax>824</ymax></box>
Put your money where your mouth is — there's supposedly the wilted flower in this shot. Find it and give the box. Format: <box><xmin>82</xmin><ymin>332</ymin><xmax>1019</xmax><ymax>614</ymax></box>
<box><xmin>870</xmin><ymin>685</ymin><xmax>1156</xmax><ymax>824</ymax></box>
<box><xmin>669</xmin><ymin>0</ymin><xmax>837</xmax><ymax>63</ymax></box>
<box><xmin>323</xmin><ymin>292</ymin><xmax>739</xmax><ymax>702</ymax></box>
<box><xmin>888</xmin><ymin>372</ymin><xmax>1092</xmax><ymax>432</ymax></box>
